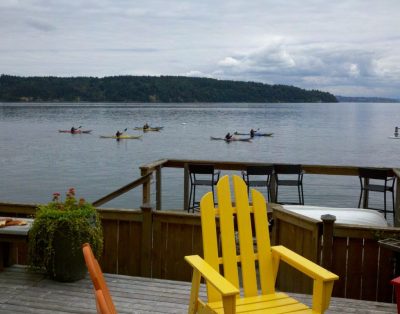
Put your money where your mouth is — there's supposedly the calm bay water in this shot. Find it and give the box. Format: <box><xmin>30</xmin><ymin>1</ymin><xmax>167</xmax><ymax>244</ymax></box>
<box><xmin>0</xmin><ymin>102</ymin><xmax>399</xmax><ymax>210</ymax></box>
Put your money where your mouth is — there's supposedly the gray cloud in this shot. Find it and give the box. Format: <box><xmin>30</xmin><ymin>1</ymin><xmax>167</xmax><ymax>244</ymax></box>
<box><xmin>0</xmin><ymin>0</ymin><xmax>399</xmax><ymax>97</ymax></box>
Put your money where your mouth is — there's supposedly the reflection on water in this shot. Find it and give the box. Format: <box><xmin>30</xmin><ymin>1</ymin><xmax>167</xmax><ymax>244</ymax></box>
<box><xmin>0</xmin><ymin>102</ymin><xmax>399</xmax><ymax>210</ymax></box>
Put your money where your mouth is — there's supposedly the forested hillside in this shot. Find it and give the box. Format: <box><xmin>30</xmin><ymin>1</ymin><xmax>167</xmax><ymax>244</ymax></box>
<box><xmin>0</xmin><ymin>75</ymin><xmax>337</xmax><ymax>103</ymax></box>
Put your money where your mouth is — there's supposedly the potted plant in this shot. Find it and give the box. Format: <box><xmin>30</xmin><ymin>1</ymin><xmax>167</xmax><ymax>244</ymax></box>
<box><xmin>28</xmin><ymin>188</ymin><xmax>103</xmax><ymax>282</ymax></box>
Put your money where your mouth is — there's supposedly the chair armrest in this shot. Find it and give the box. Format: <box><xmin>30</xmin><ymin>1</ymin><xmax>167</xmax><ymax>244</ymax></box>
<box><xmin>272</xmin><ymin>245</ymin><xmax>338</xmax><ymax>313</ymax></box>
<box><xmin>214</xmin><ymin>170</ymin><xmax>221</xmax><ymax>180</ymax></box>
<box><xmin>185</xmin><ymin>255</ymin><xmax>239</xmax><ymax>296</ymax></box>
<box><xmin>271</xmin><ymin>245</ymin><xmax>338</xmax><ymax>281</ymax></box>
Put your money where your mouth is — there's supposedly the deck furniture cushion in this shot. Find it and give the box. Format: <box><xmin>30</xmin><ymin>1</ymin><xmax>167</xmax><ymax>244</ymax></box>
<box><xmin>283</xmin><ymin>205</ymin><xmax>388</xmax><ymax>227</ymax></box>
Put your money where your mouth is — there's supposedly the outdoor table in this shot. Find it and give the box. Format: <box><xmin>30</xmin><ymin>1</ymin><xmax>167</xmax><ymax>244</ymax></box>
<box><xmin>0</xmin><ymin>217</ymin><xmax>33</xmax><ymax>271</ymax></box>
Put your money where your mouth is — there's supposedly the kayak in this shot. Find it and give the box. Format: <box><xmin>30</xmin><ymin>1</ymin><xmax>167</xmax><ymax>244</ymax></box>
<box><xmin>59</xmin><ymin>130</ymin><xmax>92</xmax><ymax>134</ymax></box>
<box><xmin>388</xmin><ymin>136</ymin><xmax>400</xmax><ymax>139</ymax></box>
<box><xmin>234</xmin><ymin>132</ymin><xmax>273</xmax><ymax>137</ymax></box>
<box><xmin>133</xmin><ymin>126</ymin><xmax>163</xmax><ymax>132</ymax></box>
<box><xmin>100</xmin><ymin>135</ymin><xmax>142</xmax><ymax>139</ymax></box>
<box><xmin>210</xmin><ymin>136</ymin><xmax>252</xmax><ymax>142</ymax></box>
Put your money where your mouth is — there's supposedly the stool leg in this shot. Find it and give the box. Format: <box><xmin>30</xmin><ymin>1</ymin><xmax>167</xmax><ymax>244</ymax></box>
<box><xmin>300</xmin><ymin>184</ymin><xmax>304</xmax><ymax>205</ymax></box>
<box><xmin>188</xmin><ymin>184</ymin><xmax>193</xmax><ymax>212</ymax></box>
<box><xmin>297</xmin><ymin>185</ymin><xmax>301</xmax><ymax>205</ymax></box>
<box><xmin>384</xmin><ymin>191</ymin><xmax>387</xmax><ymax>219</ymax></box>
<box><xmin>193</xmin><ymin>186</ymin><xmax>196</xmax><ymax>212</ymax></box>
<box><xmin>392</xmin><ymin>190</ymin><xmax>396</xmax><ymax>221</ymax></box>
<box><xmin>358</xmin><ymin>189</ymin><xmax>363</xmax><ymax>208</ymax></box>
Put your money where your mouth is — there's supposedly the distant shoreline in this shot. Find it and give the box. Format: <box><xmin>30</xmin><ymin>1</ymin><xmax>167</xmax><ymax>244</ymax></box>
<box><xmin>0</xmin><ymin>74</ymin><xmax>337</xmax><ymax>103</ymax></box>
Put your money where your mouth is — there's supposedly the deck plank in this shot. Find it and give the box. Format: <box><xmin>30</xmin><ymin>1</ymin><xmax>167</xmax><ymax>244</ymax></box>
<box><xmin>0</xmin><ymin>266</ymin><xmax>396</xmax><ymax>314</ymax></box>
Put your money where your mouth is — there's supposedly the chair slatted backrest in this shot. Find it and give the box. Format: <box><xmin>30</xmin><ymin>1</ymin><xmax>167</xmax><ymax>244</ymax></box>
<box><xmin>82</xmin><ymin>243</ymin><xmax>117</xmax><ymax>314</ymax></box>
<box><xmin>201</xmin><ymin>175</ymin><xmax>275</xmax><ymax>302</ymax></box>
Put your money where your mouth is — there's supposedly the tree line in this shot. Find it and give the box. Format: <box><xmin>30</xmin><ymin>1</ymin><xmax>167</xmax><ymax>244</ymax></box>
<box><xmin>0</xmin><ymin>75</ymin><xmax>338</xmax><ymax>103</ymax></box>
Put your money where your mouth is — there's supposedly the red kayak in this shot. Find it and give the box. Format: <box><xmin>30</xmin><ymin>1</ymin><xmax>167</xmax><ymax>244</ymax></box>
<box><xmin>58</xmin><ymin>130</ymin><xmax>92</xmax><ymax>134</ymax></box>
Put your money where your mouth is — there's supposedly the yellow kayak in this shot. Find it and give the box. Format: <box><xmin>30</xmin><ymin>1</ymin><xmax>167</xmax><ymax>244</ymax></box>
<box><xmin>100</xmin><ymin>135</ymin><xmax>142</xmax><ymax>139</ymax></box>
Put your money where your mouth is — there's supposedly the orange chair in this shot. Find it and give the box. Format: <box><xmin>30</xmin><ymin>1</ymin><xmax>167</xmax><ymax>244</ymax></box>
<box><xmin>95</xmin><ymin>290</ymin><xmax>113</xmax><ymax>314</ymax></box>
<box><xmin>82</xmin><ymin>243</ymin><xmax>117</xmax><ymax>314</ymax></box>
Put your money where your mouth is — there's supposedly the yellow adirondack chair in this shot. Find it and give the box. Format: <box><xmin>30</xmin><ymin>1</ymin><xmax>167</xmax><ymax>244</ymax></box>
<box><xmin>185</xmin><ymin>175</ymin><xmax>338</xmax><ymax>314</ymax></box>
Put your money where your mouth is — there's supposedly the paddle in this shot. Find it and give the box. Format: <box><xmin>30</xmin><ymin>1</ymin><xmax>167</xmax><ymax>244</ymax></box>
<box><xmin>118</xmin><ymin>128</ymin><xmax>128</xmax><ymax>136</ymax></box>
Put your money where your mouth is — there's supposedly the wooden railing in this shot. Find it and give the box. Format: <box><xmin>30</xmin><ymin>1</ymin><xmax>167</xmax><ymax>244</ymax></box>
<box><xmin>0</xmin><ymin>202</ymin><xmax>202</xmax><ymax>281</ymax></box>
<box><xmin>138</xmin><ymin>159</ymin><xmax>400</xmax><ymax>225</ymax></box>
<box><xmin>272</xmin><ymin>205</ymin><xmax>400</xmax><ymax>303</ymax></box>
<box><xmin>2</xmin><ymin>159</ymin><xmax>400</xmax><ymax>304</ymax></box>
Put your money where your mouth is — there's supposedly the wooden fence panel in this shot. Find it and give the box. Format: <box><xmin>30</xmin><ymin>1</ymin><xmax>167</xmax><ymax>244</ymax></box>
<box><xmin>152</xmin><ymin>218</ymin><xmax>167</xmax><ymax>278</ymax></box>
<box><xmin>117</xmin><ymin>221</ymin><xmax>142</xmax><ymax>276</ymax></box>
<box><xmin>377</xmin><ymin>246</ymin><xmax>396</xmax><ymax>302</ymax></box>
<box><xmin>151</xmin><ymin>213</ymin><xmax>202</xmax><ymax>281</ymax></box>
<box><xmin>346</xmin><ymin>238</ymin><xmax>363</xmax><ymax>299</ymax></box>
<box><xmin>275</xmin><ymin>219</ymin><xmax>314</xmax><ymax>293</ymax></box>
<box><xmin>331</xmin><ymin>237</ymin><xmax>347</xmax><ymax>298</ymax></box>
<box><xmin>361</xmin><ymin>239</ymin><xmax>380</xmax><ymax>300</ymax></box>
<box><xmin>101</xmin><ymin>219</ymin><xmax>119</xmax><ymax>273</ymax></box>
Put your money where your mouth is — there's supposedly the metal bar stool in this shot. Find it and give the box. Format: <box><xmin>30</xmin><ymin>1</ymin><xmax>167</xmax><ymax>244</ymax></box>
<box><xmin>358</xmin><ymin>167</ymin><xmax>395</xmax><ymax>219</ymax></box>
<box><xmin>273</xmin><ymin>164</ymin><xmax>304</xmax><ymax>205</ymax></box>
<box><xmin>241</xmin><ymin>165</ymin><xmax>274</xmax><ymax>201</ymax></box>
<box><xmin>188</xmin><ymin>164</ymin><xmax>220</xmax><ymax>213</ymax></box>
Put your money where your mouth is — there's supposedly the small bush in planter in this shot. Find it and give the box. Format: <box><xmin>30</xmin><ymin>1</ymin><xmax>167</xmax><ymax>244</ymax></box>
<box><xmin>28</xmin><ymin>188</ymin><xmax>103</xmax><ymax>282</ymax></box>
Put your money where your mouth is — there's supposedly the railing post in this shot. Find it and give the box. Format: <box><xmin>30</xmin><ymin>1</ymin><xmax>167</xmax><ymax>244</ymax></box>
<box><xmin>183</xmin><ymin>163</ymin><xmax>189</xmax><ymax>211</ymax></box>
<box><xmin>141</xmin><ymin>168</ymin><xmax>151</xmax><ymax>206</ymax></box>
<box><xmin>140</xmin><ymin>203</ymin><xmax>153</xmax><ymax>277</ymax></box>
<box><xmin>156</xmin><ymin>166</ymin><xmax>162</xmax><ymax>211</ymax></box>
<box><xmin>321</xmin><ymin>214</ymin><xmax>336</xmax><ymax>270</ymax></box>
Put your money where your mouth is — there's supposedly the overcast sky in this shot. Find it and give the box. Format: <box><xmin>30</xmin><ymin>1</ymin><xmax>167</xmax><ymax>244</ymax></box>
<box><xmin>1</xmin><ymin>0</ymin><xmax>399</xmax><ymax>98</ymax></box>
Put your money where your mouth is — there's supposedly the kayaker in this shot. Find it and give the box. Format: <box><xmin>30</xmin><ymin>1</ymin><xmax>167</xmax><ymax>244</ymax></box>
<box><xmin>225</xmin><ymin>132</ymin><xmax>233</xmax><ymax>140</ymax></box>
<box><xmin>395</xmin><ymin>127</ymin><xmax>399</xmax><ymax>137</ymax></box>
<box><xmin>250</xmin><ymin>129</ymin><xmax>255</xmax><ymax>138</ymax></box>
<box><xmin>143</xmin><ymin>123</ymin><xmax>149</xmax><ymax>130</ymax></box>
<box><xmin>115</xmin><ymin>130</ymin><xmax>123</xmax><ymax>138</ymax></box>
<box><xmin>71</xmin><ymin>126</ymin><xmax>77</xmax><ymax>133</ymax></box>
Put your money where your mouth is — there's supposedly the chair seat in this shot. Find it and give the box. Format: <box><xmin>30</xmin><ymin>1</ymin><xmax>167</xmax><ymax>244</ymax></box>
<box><xmin>365</xmin><ymin>184</ymin><xmax>392</xmax><ymax>192</ymax></box>
<box><xmin>248</xmin><ymin>180</ymin><xmax>269</xmax><ymax>187</ymax></box>
<box><xmin>193</xmin><ymin>179</ymin><xmax>218</xmax><ymax>185</ymax></box>
<box><xmin>207</xmin><ymin>292</ymin><xmax>312</xmax><ymax>314</ymax></box>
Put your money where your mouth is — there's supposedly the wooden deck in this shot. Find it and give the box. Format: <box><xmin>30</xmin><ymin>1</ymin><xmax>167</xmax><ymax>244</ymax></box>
<box><xmin>0</xmin><ymin>266</ymin><xmax>396</xmax><ymax>314</ymax></box>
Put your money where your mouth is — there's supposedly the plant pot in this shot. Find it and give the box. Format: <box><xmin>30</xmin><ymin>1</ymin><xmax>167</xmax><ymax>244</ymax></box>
<box><xmin>48</xmin><ymin>228</ymin><xmax>87</xmax><ymax>282</ymax></box>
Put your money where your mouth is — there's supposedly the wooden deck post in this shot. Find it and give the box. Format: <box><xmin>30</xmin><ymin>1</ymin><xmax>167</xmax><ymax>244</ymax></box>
<box><xmin>141</xmin><ymin>168</ymin><xmax>151</xmax><ymax>206</ymax></box>
<box><xmin>156</xmin><ymin>166</ymin><xmax>162</xmax><ymax>211</ymax></box>
<box><xmin>321</xmin><ymin>214</ymin><xmax>336</xmax><ymax>270</ymax></box>
<box><xmin>140</xmin><ymin>204</ymin><xmax>153</xmax><ymax>277</ymax></box>
<box><xmin>183</xmin><ymin>163</ymin><xmax>189</xmax><ymax>212</ymax></box>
